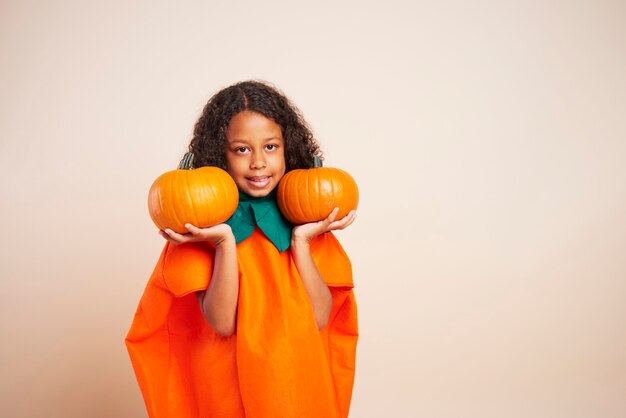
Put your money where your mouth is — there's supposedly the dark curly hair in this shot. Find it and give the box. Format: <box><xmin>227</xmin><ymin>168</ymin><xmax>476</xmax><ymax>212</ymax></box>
<box><xmin>188</xmin><ymin>80</ymin><xmax>322</xmax><ymax>171</ymax></box>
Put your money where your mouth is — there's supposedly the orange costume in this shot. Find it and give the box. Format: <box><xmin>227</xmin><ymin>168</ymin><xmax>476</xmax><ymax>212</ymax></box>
<box><xmin>126</xmin><ymin>227</ymin><xmax>358</xmax><ymax>417</ymax></box>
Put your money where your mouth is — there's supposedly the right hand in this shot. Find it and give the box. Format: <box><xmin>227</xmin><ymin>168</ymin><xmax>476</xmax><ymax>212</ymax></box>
<box><xmin>160</xmin><ymin>223</ymin><xmax>234</xmax><ymax>247</ymax></box>
<box><xmin>292</xmin><ymin>208</ymin><xmax>357</xmax><ymax>245</ymax></box>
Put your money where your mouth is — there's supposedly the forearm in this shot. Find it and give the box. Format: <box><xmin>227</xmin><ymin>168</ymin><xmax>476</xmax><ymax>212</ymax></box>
<box><xmin>198</xmin><ymin>236</ymin><xmax>239</xmax><ymax>336</ymax></box>
<box><xmin>291</xmin><ymin>237</ymin><xmax>332</xmax><ymax>329</ymax></box>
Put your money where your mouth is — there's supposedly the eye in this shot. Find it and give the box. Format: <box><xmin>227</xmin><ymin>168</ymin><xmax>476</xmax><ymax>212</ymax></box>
<box><xmin>234</xmin><ymin>146</ymin><xmax>250</xmax><ymax>154</ymax></box>
<box><xmin>265</xmin><ymin>144</ymin><xmax>279</xmax><ymax>151</ymax></box>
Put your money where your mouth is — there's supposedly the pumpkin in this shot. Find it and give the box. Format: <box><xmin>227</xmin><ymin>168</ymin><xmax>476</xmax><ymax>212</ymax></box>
<box><xmin>277</xmin><ymin>156</ymin><xmax>359</xmax><ymax>224</ymax></box>
<box><xmin>148</xmin><ymin>153</ymin><xmax>239</xmax><ymax>233</ymax></box>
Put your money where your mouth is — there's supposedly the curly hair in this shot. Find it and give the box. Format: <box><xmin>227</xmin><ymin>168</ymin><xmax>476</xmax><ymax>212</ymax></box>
<box><xmin>188</xmin><ymin>80</ymin><xmax>322</xmax><ymax>171</ymax></box>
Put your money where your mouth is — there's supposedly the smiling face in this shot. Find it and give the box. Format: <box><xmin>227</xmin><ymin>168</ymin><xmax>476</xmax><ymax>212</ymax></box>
<box><xmin>225</xmin><ymin>111</ymin><xmax>286</xmax><ymax>197</ymax></box>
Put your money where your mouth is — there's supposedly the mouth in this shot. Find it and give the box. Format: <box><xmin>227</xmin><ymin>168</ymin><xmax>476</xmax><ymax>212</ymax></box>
<box><xmin>246</xmin><ymin>176</ymin><xmax>271</xmax><ymax>189</ymax></box>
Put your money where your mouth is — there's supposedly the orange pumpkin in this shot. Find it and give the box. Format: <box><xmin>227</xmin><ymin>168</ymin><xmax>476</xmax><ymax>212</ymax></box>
<box><xmin>277</xmin><ymin>156</ymin><xmax>359</xmax><ymax>224</ymax></box>
<box><xmin>148</xmin><ymin>153</ymin><xmax>239</xmax><ymax>233</ymax></box>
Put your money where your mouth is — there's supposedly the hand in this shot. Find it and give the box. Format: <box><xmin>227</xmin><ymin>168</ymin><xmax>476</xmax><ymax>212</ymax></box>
<box><xmin>292</xmin><ymin>208</ymin><xmax>357</xmax><ymax>245</ymax></box>
<box><xmin>159</xmin><ymin>223</ymin><xmax>234</xmax><ymax>247</ymax></box>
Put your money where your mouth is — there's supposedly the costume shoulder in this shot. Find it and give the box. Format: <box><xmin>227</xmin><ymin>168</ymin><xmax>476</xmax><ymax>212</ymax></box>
<box><xmin>310</xmin><ymin>232</ymin><xmax>353</xmax><ymax>288</ymax></box>
<box><xmin>162</xmin><ymin>241</ymin><xmax>216</xmax><ymax>296</ymax></box>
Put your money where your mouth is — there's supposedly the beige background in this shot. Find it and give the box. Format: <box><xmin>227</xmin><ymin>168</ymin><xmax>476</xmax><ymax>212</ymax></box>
<box><xmin>1</xmin><ymin>1</ymin><xmax>625</xmax><ymax>417</ymax></box>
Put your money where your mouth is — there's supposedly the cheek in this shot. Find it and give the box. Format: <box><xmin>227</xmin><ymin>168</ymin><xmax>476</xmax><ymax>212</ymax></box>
<box><xmin>224</xmin><ymin>157</ymin><xmax>234</xmax><ymax>176</ymax></box>
<box><xmin>274</xmin><ymin>150</ymin><xmax>286</xmax><ymax>168</ymax></box>
<box><xmin>274</xmin><ymin>152</ymin><xmax>286</xmax><ymax>179</ymax></box>
<box><xmin>225</xmin><ymin>156</ymin><xmax>243</xmax><ymax>177</ymax></box>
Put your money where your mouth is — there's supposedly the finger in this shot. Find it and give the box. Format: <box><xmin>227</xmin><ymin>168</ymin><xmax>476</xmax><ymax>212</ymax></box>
<box><xmin>162</xmin><ymin>228</ymin><xmax>189</xmax><ymax>244</ymax></box>
<box><xmin>328</xmin><ymin>211</ymin><xmax>357</xmax><ymax>231</ymax></box>
<box><xmin>185</xmin><ymin>223</ymin><xmax>201</xmax><ymax>234</ymax></box>
<box><xmin>325</xmin><ymin>207</ymin><xmax>339</xmax><ymax>225</ymax></box>
<box><xmin>330</xmin><ymin>211</ymin><xmax>354</xmax><ymax>227</ymax></box>
<box><xmin>160</xmin><ymin>229</ymin><xmax>181</xmax><ymax>245</ymax></box>
<box><xmin>162</xmin><ymin>228</ymin><xmax>177</xmax><ymax>238</ymax></box>
<box><xmin>346</xmin><ymin>210</ymin><xmax>357</xmax><ymax>225</ymax></box>
<box><xmin>316</xmin><ymin>208</ymin><xmax>339</xmax><ymax>233</ymax></box>
<box><xmin>341</xmin><ymin>212</ymin><xmax>357</xmax><ymax>229</ymax></box>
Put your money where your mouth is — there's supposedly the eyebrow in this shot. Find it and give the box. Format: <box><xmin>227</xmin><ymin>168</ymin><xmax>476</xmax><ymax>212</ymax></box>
<box><xmin>227</xmin><ymin>137</ymin><xmax>283</xmax><ymax>144</ymax></box>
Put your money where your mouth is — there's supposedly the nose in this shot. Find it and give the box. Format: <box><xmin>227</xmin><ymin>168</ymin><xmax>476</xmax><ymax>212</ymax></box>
<box><xmin>250</xmin><ymin>153</ymin><xmax>266</xmax><ymax>170</ymax></box>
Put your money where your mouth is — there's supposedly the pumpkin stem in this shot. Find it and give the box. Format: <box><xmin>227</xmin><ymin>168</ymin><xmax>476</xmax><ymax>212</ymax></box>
<box><xmin>179</xmin><ymin>152</ymin><xmax>194</xmax><ymax>170</ymax></box>
<box><xmin>313</xmin><ymin>155</ymin><xmax>323</xmax><ymax>168</ymax></box>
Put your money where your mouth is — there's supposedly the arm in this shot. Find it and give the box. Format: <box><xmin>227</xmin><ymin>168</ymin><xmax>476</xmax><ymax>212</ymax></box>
<box><xmin>291</xmin><ymin>208</ymin><xmax>357</xmax><ymax>329</ymax></box>
<box><xmin>161</xmin><ymin>223</ymin><xmax>239</xmax><ymax>336</ymax></box>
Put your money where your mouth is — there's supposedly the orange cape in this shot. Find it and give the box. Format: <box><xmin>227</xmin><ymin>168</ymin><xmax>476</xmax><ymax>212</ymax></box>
<box><xmin>126</xmin><ymin>228</ymin><xmax>358</xmax><ymax>417</ymax></box>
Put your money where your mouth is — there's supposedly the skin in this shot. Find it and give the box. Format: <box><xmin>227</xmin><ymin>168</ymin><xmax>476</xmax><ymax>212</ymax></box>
<box><xmin>160</xmin><ymin>110</ymin><xmax>356</xmax><ymax>336</ymax></box>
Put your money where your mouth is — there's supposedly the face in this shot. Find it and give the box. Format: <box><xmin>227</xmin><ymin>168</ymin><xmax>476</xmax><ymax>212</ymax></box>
<box><xmin>225</xmin><ymin>111</ymin><xmax>286</xmax><ymax>197</ymax></box>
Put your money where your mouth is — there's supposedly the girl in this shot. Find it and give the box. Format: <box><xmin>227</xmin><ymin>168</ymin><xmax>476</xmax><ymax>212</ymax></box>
<box><xmin>126</xmin><ymin>80</ymin><xmax>358</xmax><ymax>418</ymax></box>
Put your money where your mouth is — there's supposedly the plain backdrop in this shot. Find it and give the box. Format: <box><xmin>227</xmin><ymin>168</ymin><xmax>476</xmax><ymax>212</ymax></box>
<box><xmin>1</xmin><ymin>1</ymin><xmax>625</xmax><ymax>417</ymax></box>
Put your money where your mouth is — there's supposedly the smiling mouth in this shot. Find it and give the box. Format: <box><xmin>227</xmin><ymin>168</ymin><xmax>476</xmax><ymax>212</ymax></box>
<box><xmin>246</xmin><ymin>176</ymin><xmax>271</xmax><ymax>188</ymax></box>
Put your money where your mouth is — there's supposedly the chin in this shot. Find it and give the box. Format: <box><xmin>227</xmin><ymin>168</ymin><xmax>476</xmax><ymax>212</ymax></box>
<box><xmin>244</xmin><ymin>188</ymin><xmax>273</xmax><ymax>197</ymax></box>
<box><xmin>235</xmin><ymin>182</ymin><xmax>272</xmax><ymax>197</ymax></box>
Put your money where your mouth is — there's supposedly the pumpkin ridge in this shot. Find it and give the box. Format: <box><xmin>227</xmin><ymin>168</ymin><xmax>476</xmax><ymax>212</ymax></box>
<box><xmin>213</xmin><ymin>174</ymin><xmax>222</xmax><ymax>222</ymax></box>
<box><xmin>339</xmin><ymin>170</ymin><xmax>349</xmax><ymax>217</ymax></box>
<box><xmin>299</xmin><ymin>171</ymin><xmax>309</xmax><ymax>222</ymax></box>
<box><xmin>300</xmin><ymin>171</ymin><xmax>308</xmax><ymax>221</ymax></box>
<box><xmin>159</xmin><ymin>173</ymin><xmax>172</xmax><ymax>231</ymax></box>
<box><xmin>157</xmin><ymin>179</ymin><xmax>166</xmax><ymax>230</ymax></box>
<box><xmin>180</xmin><ymin>173</ymin><xmax>196</xmax><ymax>228</ymax></box>
<box><xmin>335</xmin><ymin>169</ymin><xmax>350</xmax><ymax>219</ymax></box>
<box><xmin>217</xmin><ymin>173</ymin><xmax>229</xmax><ymax>222</ymax></box>
<box><xmin>207</xmin><ymin>172</ymin><xmax>215</xmax><ymax>222</ymax></box>
<box><xmin>196</xmin><ymin>170</ymin><xmax>207</xmax><ymax>225</ymax></box>
<box><xmin>225</xmin><ymin>172</ymin><xmax>237</xmax><ymax>221</ymax></box>
<box><xmin>346</xmin><ymin>169</ymin><xmax>358</xmax><ymax>213</ymax></box>
<box><xmin>281</xmin><ymin>173</ymin><xmax>292</xmax><ymax>222</ymax></box>
<box><xmin>149</xmin><ymin>178</ymin><xmax>162</xmax><ymax>230</ymax></box>
<box><xmin>337</xmin><ymin>171</ymin><xmax>344</xmax><ymax>214</ymax></box>
<box><xmin>183</xmin><ymin>173</ymin><xmax>197</xmax><ymax>228</ymax></box>
<box><xmin>203</xmin><ymin>173</ymin><xmax>214</xmax><ymax>225</ymax></box>
<box><xmin>314</xmin><ymin>168</ymin><xmax>321</xmax><ymax>221</ymax></box>
<box><xmin>169</xmin><ymin>173</ymin><xmax>185</xmax><ymax>232</ymax></box>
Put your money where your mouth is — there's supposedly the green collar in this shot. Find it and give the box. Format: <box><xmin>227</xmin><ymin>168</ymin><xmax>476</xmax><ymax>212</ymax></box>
<box><xmin>225</xmin><ymin>190</ymin><xmax>292</xmax><ymax>252</ymax></box>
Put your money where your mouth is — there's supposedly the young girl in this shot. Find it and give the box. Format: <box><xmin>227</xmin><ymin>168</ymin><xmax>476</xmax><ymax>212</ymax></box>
<box><xmin>126</xmin><ymin>80</ymin><xmax>358</xmax><ymax>418</ymax></box>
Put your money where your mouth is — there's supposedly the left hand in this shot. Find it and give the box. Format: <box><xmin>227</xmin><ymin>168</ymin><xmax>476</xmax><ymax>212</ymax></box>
<box><xmin>292</xmin><ymin>208</ymin><xmax>357</xmax><ymax>244</ymax></box>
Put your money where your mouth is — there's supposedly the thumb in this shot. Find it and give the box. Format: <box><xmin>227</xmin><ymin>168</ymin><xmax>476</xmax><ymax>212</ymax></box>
<box><xmin>185</xmin><ymin>223</ymin><xmax>201</xmax><ymax>234</ymax></box>
<box><xmin>326</xmin><ymin>207</ymin><xmax>339</xmax><ymax>224</ymax></box>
